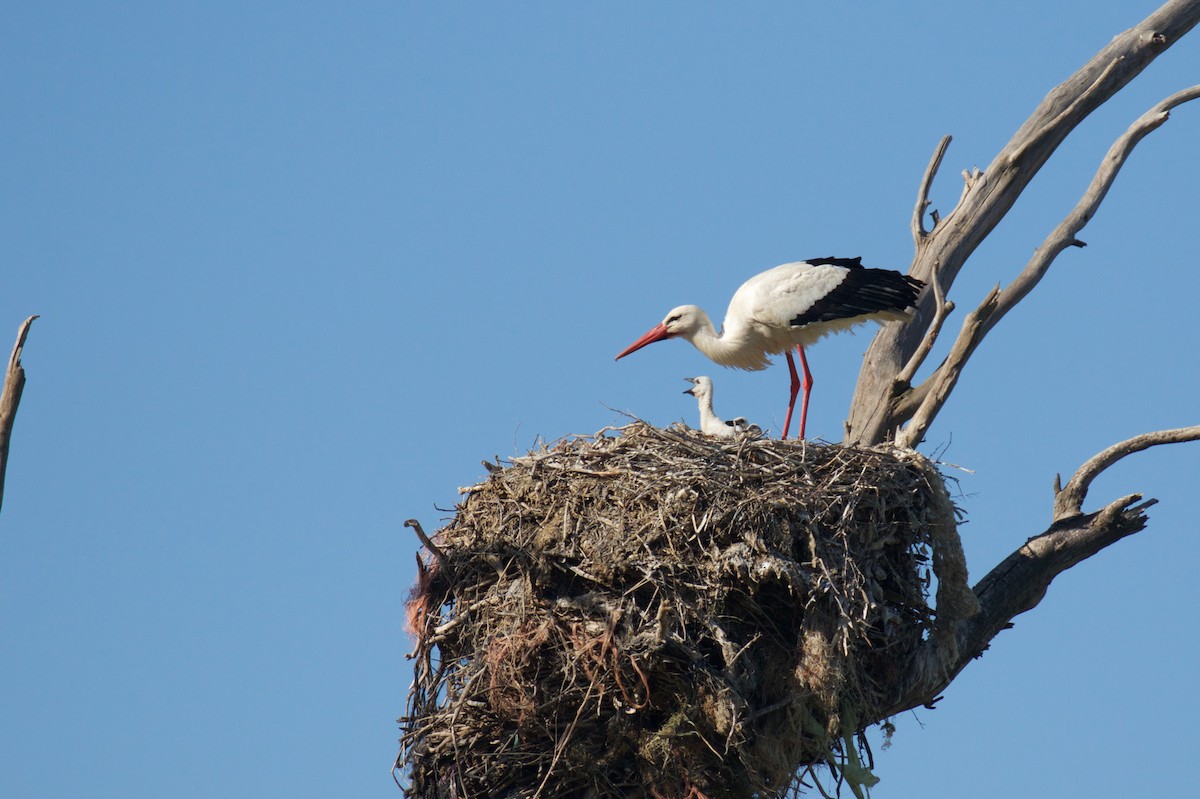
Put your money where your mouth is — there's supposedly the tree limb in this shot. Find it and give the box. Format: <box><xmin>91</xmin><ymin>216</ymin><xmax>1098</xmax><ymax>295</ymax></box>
<box><xmin>881</xmin><ymin>491</ymin><xmax>1156</xmax><ymax>717</ymax></box>
<box><xmin>911</xmin><ymin>135</ymin><xmax>952</xmax><ymax>243</ymax></box>
<box><xmin>987</xmin><ymin>84</ymin><xmax>1200</xmax><ymax>325</ymax></box>
<box><xmin>1054</xmin><ymin>426</ymin><xmax>1200</xmax><ymax>521</ymax></box>
<box><xmin>845</xmin><ymin>0</ymin><xmax>1200</xmax><ymax>446</ymax></box>
<box><xmin>880</xmin><ymin>420</ymin><xmax>1200</xmax><ymax>716</ymax></box>
<box><xmin>0</xmin><ymin>315</ymin><xmax>37</xmax><ymax>516</ymax></box>
<box><xmin>894</xmin><ymin>261</ymin><xmax>952</xmax><ymax>389</ymax></box>
<box><xmin>893</xmin><ymin>84</ymin><xmax>1200</xmax><ymax>447</ymax></box>
<box><xmin>894</xmin><ymin>286</ymin><xmax>998</xmax><ymax>451</ymax></box>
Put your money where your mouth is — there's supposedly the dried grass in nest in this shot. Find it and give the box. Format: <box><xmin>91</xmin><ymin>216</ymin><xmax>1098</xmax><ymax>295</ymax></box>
<box><xmin>398</xmin><ymin>422</ymin><xmax>957</xmax><ymax>799</ymax></box>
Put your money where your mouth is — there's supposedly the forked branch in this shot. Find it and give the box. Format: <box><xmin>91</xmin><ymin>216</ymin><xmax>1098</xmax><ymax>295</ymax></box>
<box><xmin>893</xmin><ymin>86</ymin><xmax>1200</xmax><ymax>448</ymax></box>
<box><xmin>1054</xmin><ymin>426</ymin><xmax>1200</xmax><ymax>521</ymax></box>
<box><xmin>882</xmin><ymin>420</ymin><xmax>1200</xmax><ymax>716</ymax></box>
<box><xmin>885</xmin><ymin>489</ymin><xmax>1157</xmax><ymax>717</ymax></box>
<box><xmin>845</xmin><ymin>0</ymin><xmax>1200</xmax><ymax>446</ymax></box>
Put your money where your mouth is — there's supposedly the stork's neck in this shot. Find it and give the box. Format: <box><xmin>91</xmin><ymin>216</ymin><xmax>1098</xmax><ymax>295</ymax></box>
<box><xmin>680</xmin><ymin>311</ymin><xmax>740</xmax><ymax>366</ymax></box>
<box><xmin>696</xmin><ymin>393</ymin><xmax>723</xmax><ymax>431</ymax></box>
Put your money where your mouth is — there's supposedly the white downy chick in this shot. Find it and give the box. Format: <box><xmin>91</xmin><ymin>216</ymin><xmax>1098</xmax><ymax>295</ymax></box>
<box><xmin>683</xmin><ymin>376</ymin><xmax>759</xmax><ymax>438</ymax></box>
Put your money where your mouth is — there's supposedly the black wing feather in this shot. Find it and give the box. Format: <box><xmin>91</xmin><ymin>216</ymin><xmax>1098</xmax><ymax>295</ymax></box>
<box><xmin>790</xmin><ymin>258</ymin><xmax>924</xmax><ymax>328</ymax></box>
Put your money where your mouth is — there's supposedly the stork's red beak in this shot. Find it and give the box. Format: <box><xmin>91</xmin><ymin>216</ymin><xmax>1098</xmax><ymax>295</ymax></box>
<box><xmin>615</xmin><ymin>322</ymin><xmax>671</xmax><ymax>360</ymax></box>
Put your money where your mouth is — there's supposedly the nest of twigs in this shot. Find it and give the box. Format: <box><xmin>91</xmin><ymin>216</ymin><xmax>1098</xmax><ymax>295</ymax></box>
<box><xmin>398</xmin><ymin>422</ymin><xmax>958</xmax><ymax>799</ymax></box>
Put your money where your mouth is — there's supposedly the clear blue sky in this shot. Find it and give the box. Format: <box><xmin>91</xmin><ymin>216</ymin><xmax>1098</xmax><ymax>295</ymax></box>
<box><xmin>2</xmin><ymin>2</ymin><xmax>1197</xmax><ymax>797</ymax></box>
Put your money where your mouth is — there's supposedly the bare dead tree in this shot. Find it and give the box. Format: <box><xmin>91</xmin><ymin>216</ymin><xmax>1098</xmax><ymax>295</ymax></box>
<box><xmin>844</xmin><ymin>0</ymin><xmax>1200</xmax><ymax>714</ymax></box>
<box><xmin>0</xmin><ymin>315</ymin><xmax>37</xmax><ymax>516</ymax></box>
<box><xmin>399</xmin><ymin>6</ymin><xmax>1200</xmax><ymax>796</ymax></box>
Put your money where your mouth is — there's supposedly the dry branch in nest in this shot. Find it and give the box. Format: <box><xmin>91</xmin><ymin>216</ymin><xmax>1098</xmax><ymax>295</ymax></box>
<box><xmin>398</xmin><ymin>422</ymin><xmax>965</xmax><ymax>799</ymax></box>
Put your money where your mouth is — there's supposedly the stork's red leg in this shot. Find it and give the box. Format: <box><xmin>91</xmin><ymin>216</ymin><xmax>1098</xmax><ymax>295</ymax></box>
<box><xmin>782</xmin><ymin>350</ymin><xmax>801</xmax><ymax>440</ymax></box>
<box><xmin>795</xmin><ymin>345</ymin><xmax>812</xmax><ymax>440</ymax></box>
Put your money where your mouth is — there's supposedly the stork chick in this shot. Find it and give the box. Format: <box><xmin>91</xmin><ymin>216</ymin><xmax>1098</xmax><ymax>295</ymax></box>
<box><xmin>683</xmin><ymin>376</ymin><xmax>757</xmax><ymax>438</ymax></box>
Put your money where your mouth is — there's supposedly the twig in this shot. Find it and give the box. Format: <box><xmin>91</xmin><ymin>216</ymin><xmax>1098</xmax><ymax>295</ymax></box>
<box><xmin>390</xmin><ymin>752</ymin><xmax>406</xmax><ymax>791</ymax></box>
<box><xmin>896</xmin><ymin>287</ymin><xmax>999</xmax><ymax>450</ymax></box>
<box><xmin>805</xmin><ymin>764</ymin><xmax>837</xmax><ymax>799</ymax></box>
<box><xmin>0</xmin><ymin>315</ymin><xmax>37</xmax><ymax>516</ymax></box>
<box><xmin>911</xmin><ymin>135</ymin><xmax>952</xmax><ymax>243</ymax></box>
<box><xmin>531</xmin><ymin>681</ymin><xmax>596</xmax><ymax>799</ymax></box>
<box><xmin>895</xmin><ymin>261</ymin><xmax>953</xmax><ymax>387</ymax></box>
<box><xmin>404</xmin><ymin>518</ymin><xmax>449</xmax><ymax>572</ymax></box>
<box><xmin>1053</xmin><ymin>425</ymin><xmax>1200</xmax><ymax>521</ymax></box>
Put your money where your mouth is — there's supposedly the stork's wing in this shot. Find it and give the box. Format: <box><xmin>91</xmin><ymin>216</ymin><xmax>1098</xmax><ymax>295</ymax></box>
<box><xmin>725</xmin><ymin>262</ymin><xmax>851</xmax><ymax>332</ymax></box>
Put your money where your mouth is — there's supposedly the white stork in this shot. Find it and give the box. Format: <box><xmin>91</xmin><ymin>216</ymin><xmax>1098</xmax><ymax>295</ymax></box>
<box><xmin>616</xmin><ymin>257</ymin><xmax>924</xmax><ymax>440</ymax></box>
<box><xmin>683</xmin><ymin>376</ymin><xmax>759</xmax><ymax>438</ymax></box>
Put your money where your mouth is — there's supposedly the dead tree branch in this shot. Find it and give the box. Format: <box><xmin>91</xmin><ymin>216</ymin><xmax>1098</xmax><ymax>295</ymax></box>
<box><xmin>893</xmin><ymin>84</ymin><xmax>1200</xmax><ymax>448</ymax></box>
<box><xmin>846</xmin><ymin>0</ymin><xmax>1200</xmax><ymax>446</ymax></box>
<box><xmin>842</xmin><ymin>2</ymin><xmax>1200</xmax><ymax>706</ymax></box>
<box><xmin>880</xmin><ymin>422</ymin><xmax>1200</xmax><ymax>716</ymax></box>
<box><xmin>911</xmin><ymin>135</ymin><xmax>952</xmax><ymax>242</ymax></box>
<box><xmin>1053</xmin><ymin>426</ymin><xmax>1200</xmax><ymax>521</ymax></box>
<box><xmin>0</xmin><ymin>315</ymin><xmax>37</xmax><ymax>516</ymax></box>
<box><xmin>895</xmin><ymin>262</ymin><xmax>951</xmax><ymax>389</ymax></box>
<box><xmin>887</xmin><ymin>264</ymin><xmax>954</xmax><ymax>433</ymax></box>
<box><xmin>883</xmin><ymin>491</ymin><xmax>1156</xmax><ymax>717</ymax></box>
<box><xmin>894</xmin><ymin>287</ymin><xmax>998</xmax><ymax>451</ymax></box>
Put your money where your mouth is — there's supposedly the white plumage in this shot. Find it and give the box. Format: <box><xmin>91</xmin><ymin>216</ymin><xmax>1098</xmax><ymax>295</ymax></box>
<box><xmin>617</xmin><ymin>258</ymin><xmax>923</xmax><ymax>440</ymax></box>
<box><xmin>683</xmin><ymin>376</ymin><xmax>760</xmax><ymax>438</ymax></box>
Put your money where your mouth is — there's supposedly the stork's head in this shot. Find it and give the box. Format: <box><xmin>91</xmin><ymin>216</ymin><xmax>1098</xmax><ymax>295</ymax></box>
<box><xmin>615</xmin><ymin>305</ymin><xmax>704</xmax><ymax>360</ymax></box>
<box><xmin>682</xmin><ymin>375</ymin><xmax>714</xmax><ymax>399</ymax></box>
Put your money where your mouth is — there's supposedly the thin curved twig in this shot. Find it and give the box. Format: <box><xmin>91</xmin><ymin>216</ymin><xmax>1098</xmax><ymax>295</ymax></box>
<box><xmin>911</xmin><ymin>135</ymin><xmax>952</xmax><ymax>243</ymax></box>
<box><xmin>0</xmin><ymin>315</ymin><xmax>37</xmax><ymax>516</ymax></box>
<box><xmin>895</xmin><ymin>287</ymin><xmax>998</xmax><ymax>450</ymax></box>
<box><xmin>1053</xmin><ymin>425</ymin><xmax>1200</xmax><ymax>521</ymax></box>
<box><xmin>405</xmin><ymin>518</ymin><xmax>449</xmax><ymax>572</ymax></box>
<box><xmin>895</xmin><ymin>261</ymin><xmax>953</xmax><ymax>387</ymax></box>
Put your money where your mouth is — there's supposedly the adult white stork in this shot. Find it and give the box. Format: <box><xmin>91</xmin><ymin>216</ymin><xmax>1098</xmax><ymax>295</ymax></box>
<box><xmin>683</xmin><ymin>376</ymin><xmax>759</xmax><ymax>438</ymax></box>
<box><xmin>616</xmin><ymin>257</ymin><xmax>924</xmax><ymax>440</ymax></box>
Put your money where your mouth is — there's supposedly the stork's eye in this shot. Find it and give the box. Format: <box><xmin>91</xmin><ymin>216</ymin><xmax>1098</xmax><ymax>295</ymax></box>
<box><xmin>666</xmin><ymin>315</ymin><xmax>681</xmax><ymax>325</ymax></box>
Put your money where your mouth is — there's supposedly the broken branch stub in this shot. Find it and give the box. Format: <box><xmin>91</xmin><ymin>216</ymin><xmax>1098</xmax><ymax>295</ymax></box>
<box><xmin>0</xmin><ymin>315</ymin><xmax>37</xmax><ymax>516</ymax></box>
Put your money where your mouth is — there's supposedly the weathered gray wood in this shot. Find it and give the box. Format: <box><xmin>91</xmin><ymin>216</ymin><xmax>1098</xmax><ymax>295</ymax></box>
<box><xmin>1053</xmin><ymin>426</ymin><xmax>1200</xmax><ymax>521</ymax></box>
<box><xmin>894</xmin><ymin>85</ymin><xmax>1200</xmax><ymax>449</ymax></box>
<box><xmin>884</xmin><ymin>420</ymin><xmax>1196</xmax><ymax>715</ymax></box>
<box><xmin>845</xmin><ymin>0</ymin><xmax>1200</xmax><ymax>447</ymax></box>
<box><xmin>834</xmin><ymin>0</ymin><xmax>1200</xmax><ymax>720</ymax></box>
<box><xmin>0</xmin><ymin>315</ymin><xmax>37</xmax><ymax>516</ymax></box>
<box><xmin>882</xmin><ymin>491</ymin><xmax>1156</xmax><ymax>718</ymax></box>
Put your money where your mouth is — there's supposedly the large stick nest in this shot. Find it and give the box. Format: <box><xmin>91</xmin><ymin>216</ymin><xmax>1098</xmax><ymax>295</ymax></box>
<box><xmin>398</xmin><ymin>422</ymin><xmax>958</xmax><ymax>799</ymax></box>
